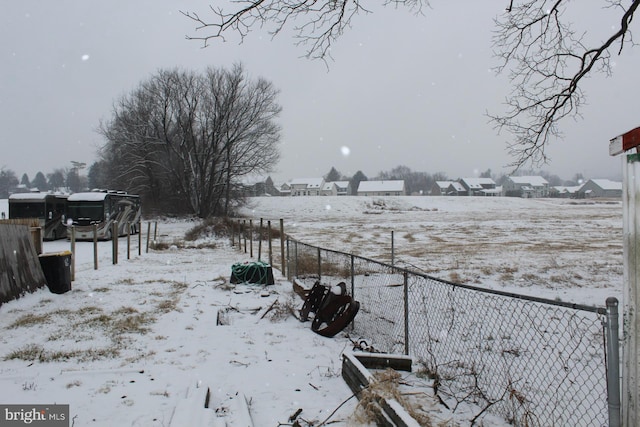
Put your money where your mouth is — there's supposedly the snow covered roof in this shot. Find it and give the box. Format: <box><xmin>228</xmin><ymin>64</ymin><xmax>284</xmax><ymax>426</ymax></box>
<box><xmin>509</xmin><ymin>176</ymin><xmax>549</xmax><ymax>186</ymax></box>
<box><xmin>554</xmin><ymin>186</ymin><xmax>581</xmax><ymax>194</ymax></box>
<box><xmin>68</xmin><ymin>192</ymin><xmax>110</xmax><ymax>202</ymax></box>
<box><xmin>332</xmin><ymin>181</ymin><xmax>350</xmax><ymax>189</ymax></box>
<box><xmin>9</xmin><ymin>192</ymin><xmax>68</xmax><ymax>201</ymax></box>
<box><xmin>586</xmin><ymin>179</ymin><xmax>622</xmax><ymax>190</ymax></box>
<box><xmin>460</xmin><ymin>178</ymin><xmax>496</xmax><ymax>189</ymax></box>
<box><xmin>449</xmin><ymin>182</ymin><xmax>466</xmax><ymax>192</ymax></box>
<box><xmin>358</xmin><ymin>180</ymin><xmax>405</xmax><ymax>192</ymax></box>
<box><xmin>289</xmin><ymin>178</ymin><xmax>324</xmax><ymax>189</ymax></box>
<box><xmin>435</xmin><ymin>181</ymin><xmax>455</xmax><ymax>189</ymax></box>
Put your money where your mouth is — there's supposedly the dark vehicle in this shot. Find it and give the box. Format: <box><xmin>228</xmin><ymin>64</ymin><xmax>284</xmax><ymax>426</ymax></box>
<box><xmin>8</xmin><ymin>192</ymin><xmax>68</xmax><ymax>240</ymax></box>
<box><xmin>66</xmin><ymin>190</ymin><xmax>141</xmax><ymax>240</ymax></box>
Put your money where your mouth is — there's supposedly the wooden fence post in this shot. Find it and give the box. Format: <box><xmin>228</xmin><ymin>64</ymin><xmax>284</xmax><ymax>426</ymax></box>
<box><xmin>93</xmin><ymin>224</ymin><xmax>98</xmax><ymax>270</ymax></box>
<box><xmin>280</xmin><ymin>218</ymin><xmax>285</xmax><ymax>274</ymax></box>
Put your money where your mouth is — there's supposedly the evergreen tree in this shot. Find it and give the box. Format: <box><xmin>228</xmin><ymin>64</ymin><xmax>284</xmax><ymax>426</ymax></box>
<box><xmin>349</xmin><ymin>170</ymin><xmax>367</xmax><ymax>195</ymax></box>
<box><xmin>32</xmin><ymin>172</ymin><xmax>49</xmax><ymax>191</ymax></box>
<box><xmin>324</xmin><ymin>167</ymin><xmax>342</xmax><ymax>182</ymax></box>
<box><xmin>20</xmin><ymin>173</ymin><xmax>30</xmax><ymax>188</ymax></box>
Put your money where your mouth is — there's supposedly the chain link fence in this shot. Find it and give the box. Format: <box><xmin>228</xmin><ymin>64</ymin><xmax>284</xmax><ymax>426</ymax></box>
<box><xmin>286</xmin><ymin>238</ymin><xmax>617</xmax><ymax>427</ymax></box>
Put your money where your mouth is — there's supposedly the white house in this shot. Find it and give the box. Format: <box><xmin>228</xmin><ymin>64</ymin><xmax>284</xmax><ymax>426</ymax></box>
<box><xmin>357</xmin><ymin>180</ymin><xmax>405</xmax><ymax>196</ymax></box>
<box><xmin>503</xmin><ymin>176</ymin><xmax>549</xmax><ymax>198</ymax></box>
<box><xmin>551</xmin><ymin>186</ymin><xmax>581</xmax><ymax>198</ymax></box>
<box><xmin>431</xmin><ymin>181</ymin><xmax>454</xmax><ymax>196</ymax></box>
<box><xmin>459</xmin><ymin>178</ymin><xmax>499</xmax><ymax>196</ymax></box>
<box><xmin>288</xmin><ymin>178</ymin><xmax>325</xmax><ymax>196</ymax></box>
<box><xmin>322</xmin><ymin>181</ymin><xmax>351</xmax><ymax>196</ymax></box>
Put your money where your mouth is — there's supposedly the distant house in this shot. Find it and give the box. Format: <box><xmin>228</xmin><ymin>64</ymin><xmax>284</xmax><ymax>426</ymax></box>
<box><xmin>431</xmin><ymin>181</ymin><xmax>454</xmax><ymax>196</ymax></box>
<box><xmin>279</xmin><ymin>182</ymin><xmax>291</xmax><ymax>196</ymax></box>
<box><xmin>322</xmin><ymin>181</ymin><xmax>351</xmax><ymax>196</ymax></box>
<box><xmin>502</xmin><ymin>176</ymin><xmax>549</xmax><ymax>198</ymax></box>
<box><xmin>357</xmin><ymin>180</ymin><xmax>405</xmax><ymax>196</ymax></box>
<box><xmin>459</xmin><ymin>178</ymin><xmax>499</xmax><ymax>196</ymax></box>
<box><xmin>241</xmin><ymin>176</ymin><xmax>280</xmax><ymax>196</ymax></box>
<box><xmin>289</xmin><ymin>178</ymin><xmax>325</xmax><ymax>196</ymax></box>
<box><xmin>446</xmin><ymin>181</ymin><xmax>467</xmax><ymax>196</ymax></box>
<box><xmin>577</xmin><ymin>179</ymin><xmax>622</xmax><ymax>198</ymax></box>
<box><xmin>551</xmin><ymin>186</ymin><xmax>581</xmax><ymax>198</ymax></box>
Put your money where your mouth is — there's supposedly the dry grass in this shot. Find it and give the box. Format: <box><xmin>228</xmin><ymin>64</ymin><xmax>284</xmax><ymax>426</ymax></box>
<box><xmin>3</xmin><ymin>279</ymin><xmax>187</xmax><ymax>363</ymax></box>
<box><xmin>352</xmin><ymin>369</ymin><xmax>434</xmax><ymax>426</ymax></box>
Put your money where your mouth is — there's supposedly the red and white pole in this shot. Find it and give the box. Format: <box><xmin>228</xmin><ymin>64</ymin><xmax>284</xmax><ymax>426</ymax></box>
<box><xmin>610</xmin><ymin>126</ymin><xmax>640</xmax><ymax>426</ymax></box>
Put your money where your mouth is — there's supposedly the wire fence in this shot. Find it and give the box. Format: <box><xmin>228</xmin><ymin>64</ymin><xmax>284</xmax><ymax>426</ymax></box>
<box><xmin>286</xmin><ymin>238</ymin><xmax>618</xmax><ymax>427</ymax></box>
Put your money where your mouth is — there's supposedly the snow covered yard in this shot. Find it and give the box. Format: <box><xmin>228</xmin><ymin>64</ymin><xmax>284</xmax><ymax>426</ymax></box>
<box><xmin>0</xmin><ymin>196</ymin><xmax>624</xmax><ymax>426</ymax></box>
<box><xmin>0</xmin><ymin>234</ymin><xmax>363</xmax><ymax>426</ymax></box>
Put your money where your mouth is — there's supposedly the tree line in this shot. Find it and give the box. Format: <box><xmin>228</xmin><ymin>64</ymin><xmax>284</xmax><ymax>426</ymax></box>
<box><xmin>1</xmin><ymin>161</ymin><xmax>590</xmax><ymax>204</ymax></box>
<box><xmin>321</xmin><ymin>165</ymin><xmax>589</xmax><ymax>196</ymax></box>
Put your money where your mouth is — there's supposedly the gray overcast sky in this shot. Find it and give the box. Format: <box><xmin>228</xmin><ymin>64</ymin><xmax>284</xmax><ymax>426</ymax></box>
<box><xmin>1</xmin><ymin>1</ymin><xmax>637</xmax><ymax>184</ymax></box>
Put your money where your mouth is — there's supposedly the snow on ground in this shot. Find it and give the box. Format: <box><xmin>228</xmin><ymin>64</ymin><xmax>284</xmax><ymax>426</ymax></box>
<box><xmin>0</xmin><ymin>196</ymin><xmax>624</xmax><ymax>426</ymax></box>
<box><xmin>240</xmin><ymin>196</ymin><xmax>623</xmax><ymax>307</ymax></box>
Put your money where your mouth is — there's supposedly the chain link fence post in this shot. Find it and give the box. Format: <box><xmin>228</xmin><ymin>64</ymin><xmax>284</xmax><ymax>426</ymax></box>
<box><xmin>606</xmin><ymin>297</ymin><xmax>621</xmax><ymax>427</ymax></box>
<box><xmin>403</xmin><ymin>270</ymin><xmax>409</xmax><ymax>356</ymax></box>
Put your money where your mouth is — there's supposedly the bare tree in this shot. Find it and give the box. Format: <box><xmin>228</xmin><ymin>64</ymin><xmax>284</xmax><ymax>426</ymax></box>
<box><xmin>182</xmin><ymin>1</ymin><xmax>639</xmax><ymax>169</ymax></box>
<box><xmin>0</xmin><ymin>168</ymin><xmax>18</xmax><ymax>198</ymax></box>
<box><xmin>99</xmin><ymin>64</ymin><xmax>281</xmax><ymax>217</ymax></box>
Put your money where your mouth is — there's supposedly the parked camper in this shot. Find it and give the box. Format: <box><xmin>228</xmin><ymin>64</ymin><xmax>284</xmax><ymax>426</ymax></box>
<box><xmin>8</xmin><ymin>192</ymin><xmax>68</xmax><ymax>240</ymax></box>
<box><xmin>66</xmin><ymin>190</ymin><xmax>141</xmax><ymax>240</ymax></box>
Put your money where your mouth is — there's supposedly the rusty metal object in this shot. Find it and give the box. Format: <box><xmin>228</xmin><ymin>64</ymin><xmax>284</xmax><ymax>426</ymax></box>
<box><xmin>299</xmin><ymin>281</ymin><xmax>359</xmax><ymax>337</ymax></box>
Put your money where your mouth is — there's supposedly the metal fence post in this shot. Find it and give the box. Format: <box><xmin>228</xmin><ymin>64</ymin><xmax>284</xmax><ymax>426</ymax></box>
<box><xmin>606</xmin><ymin>297</ymin><xmax>621</xmax><ymax>427</ymax></box>
<box><xmin>403</xmin><ymin>271</ymin><xmax>409</xmax><ymax>356</ymax></box>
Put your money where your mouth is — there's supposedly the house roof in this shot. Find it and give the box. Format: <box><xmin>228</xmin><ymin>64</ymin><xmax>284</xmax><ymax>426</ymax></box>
<box><xmin>554</xmin><ymin>186</ymin><xmax>581</xmax><ymax>194</ymax></box>
<box><xmin>508</xmin><ymin>176</ymin><xmax>549</xmax><ymax>186</ymax></box>
<box><xmin>358</xmin><ymin>180</ymin><xmax>405</xmax><ymax>193</ymax></box>
<box><xmin>460</xmin><ymin>178</ymin><xmax>496</xmax><ymax>189</ymax></box>
<box><xmin>435</xmin><ymin>181</ymin><xmax>455</xmax><ymax>189</ymax></box>
<box><xmin>584</xmin><ymin>179</ymin><xmax>622</xmax><ymax>191</ymax></box>
<box><xmin>448</xmin><ymin>182</ymin><xmax>466</xmax><ymax>192</ymax></box>
<box><xmin>289</xmin><ymin>178</ymin><xmax>324</xmax><ymax>189</ymax></box>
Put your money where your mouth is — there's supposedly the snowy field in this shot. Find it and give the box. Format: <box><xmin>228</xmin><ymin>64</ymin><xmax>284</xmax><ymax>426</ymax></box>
<box><xmin>0</xmin><ymin>196</ymin><xmax>624</xmax><ymax>426</ymax></box>
<box><xmin>241</xmin><ymin>196</ymin><xmax>624</xmax><ymax>307</ymax></box>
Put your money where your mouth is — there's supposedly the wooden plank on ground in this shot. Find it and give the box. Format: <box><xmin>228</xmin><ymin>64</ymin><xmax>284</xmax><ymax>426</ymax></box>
<box><xmin>341</xmin><ymin>351</ymin><xmax>420</xmax><ymax>427</ymax></box>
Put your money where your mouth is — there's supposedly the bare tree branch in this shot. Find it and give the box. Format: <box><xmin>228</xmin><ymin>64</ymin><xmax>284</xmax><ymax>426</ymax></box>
<box><xmin>181</xmin><ymin>1</ymin><xmax>428</xmax><ymax>61</ymax></box>
<box><xmin>489</xmin><ymin>0</ymin><xmax>639</xmax><ymax>170</ymax></box>
<box><xmin>182</xmin><ymin>1</ymin><xmax>639</xmax><ymax>170</ymax></box>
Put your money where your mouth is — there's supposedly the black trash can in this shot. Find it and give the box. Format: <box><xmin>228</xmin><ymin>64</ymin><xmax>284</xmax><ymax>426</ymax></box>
<box><xmin>39</xmin><ymin>251</ymin><xmax>72</xmax><ymax>294</ymax></box>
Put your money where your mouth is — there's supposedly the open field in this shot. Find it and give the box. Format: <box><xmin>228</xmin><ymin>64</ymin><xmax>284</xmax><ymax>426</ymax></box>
<box><xmin>240</xmin><ymin>196</ymin><xmax>624</xmax><ymax>308</ymax></box>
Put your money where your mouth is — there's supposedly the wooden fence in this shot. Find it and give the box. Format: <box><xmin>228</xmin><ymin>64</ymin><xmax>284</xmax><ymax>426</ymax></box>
<box><xmin>0</xmin><ymin>223</ymin><xmax>47</xmax><ymax>305</ymax></box>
